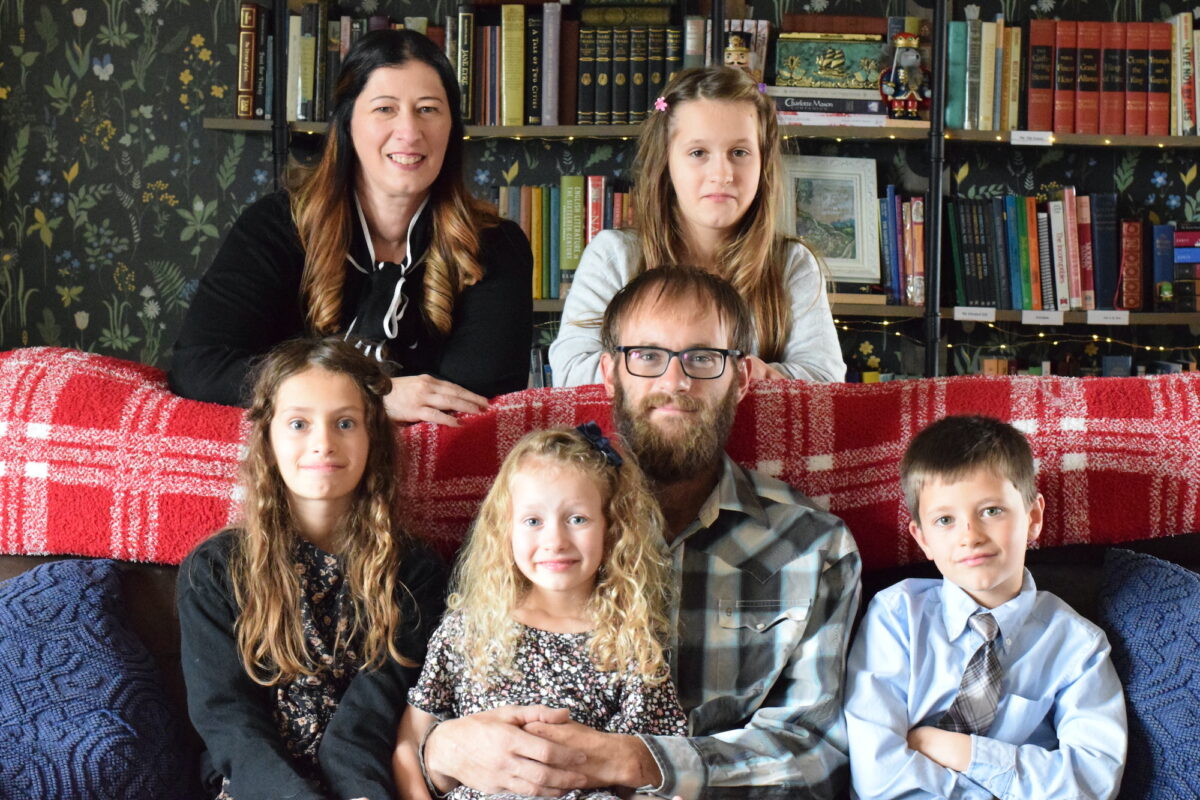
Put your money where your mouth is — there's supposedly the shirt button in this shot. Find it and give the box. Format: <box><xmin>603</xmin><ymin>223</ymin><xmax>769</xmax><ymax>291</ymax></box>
<box><xmin>1006</xmin><ymin>638</ymin><xmax>1012</xmax><ymax>646</ymax></box>
<box><xmin>755</xmin><ymin>623</ymin><xmax>765</xmax><ymax>630</ymax></box>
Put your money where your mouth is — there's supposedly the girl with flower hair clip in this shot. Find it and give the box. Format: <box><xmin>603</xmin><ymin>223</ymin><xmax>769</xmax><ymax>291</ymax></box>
<box><xmin>392</xmin><ymin>423</ymin><xmax>686</xmax><ymax>800</ymax></box>
<box><xmin>550</xmin><ymin>65</ymin><xmax>845</xmax><ymax>387</ymax></box>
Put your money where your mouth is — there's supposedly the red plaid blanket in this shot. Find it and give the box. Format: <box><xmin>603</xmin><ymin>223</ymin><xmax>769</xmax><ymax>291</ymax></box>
<box><xmin>3</xmin><ymin>347</ymin><xmax>1198</xmax><ymax>570</ymax></box>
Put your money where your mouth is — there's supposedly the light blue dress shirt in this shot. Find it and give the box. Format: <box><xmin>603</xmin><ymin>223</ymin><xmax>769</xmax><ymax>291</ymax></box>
<box><xmin>845</xmin><ymin>570</ymin><xmax>1127</xmax><ymax>800</ymax></box>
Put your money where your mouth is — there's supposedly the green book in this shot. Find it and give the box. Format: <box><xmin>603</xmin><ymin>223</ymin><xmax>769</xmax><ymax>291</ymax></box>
<box><xmin>541</xmin><ymin>182</ymin><xmax>552</xmax><ymax>299</ymax></box>
<box><xmin>559</xmin><ymin>175</ymin><xmax>585</xmax><ymax>297</ymax></box>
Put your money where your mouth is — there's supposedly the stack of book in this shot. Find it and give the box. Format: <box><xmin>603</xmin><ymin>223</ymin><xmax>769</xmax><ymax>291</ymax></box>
<box><xmin>494</xmin><ymin>174</ymin><xmax>632</xmax><ymax>300</ymax></box>
<box><xmin>1151</xmin><ymin>221</ymin><xmax>1200</xmax><ymax>310</ymax></box>
<box><xmin>946</xmin><ymin>191</ymin><xmax>1131</xmax><ymax>311</ymax></box>
<box><xmin>947</xmin><ymin>14</ymin><xmax>1199</xmax><ymax>135</ymax></box>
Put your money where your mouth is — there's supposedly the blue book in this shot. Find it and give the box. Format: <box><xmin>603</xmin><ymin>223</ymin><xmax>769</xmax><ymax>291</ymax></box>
<box><xmin>885</xmin><ymin>185</ymin><xmax>903</xmax><ymax>304</ymax></box>
<box><xmin>1152</xmin><ymin>224</ymin><xmax>1175</xmax><ymax>310</ymax></box>
<box><xmin>879</xmin><ymin>198</ymin><xmax>896</xmax><ymax>303</ymax></box>
<box><xmin>1004</xmin><ymin>195</ymin><xmax>1023</xmax><ymax>310</ymax></box>
<box><xmin>1090</xmin><ymin>193</ymin><xmax>1119</xmax><ymax>309</ymax></box>
<box><xmin>1173</xmin><ymin>246</ymin><xmax>1200</xmax><ymax>262</ymax></box>
<box><xmin>945</xmin><ymin>21</ymin><xmax>967</xmax><ymax>129</ymax></box>
<box><xmin>549</xmin><ymin>184</ymin><xmax>561</xmax><ymax>299</ymax></box>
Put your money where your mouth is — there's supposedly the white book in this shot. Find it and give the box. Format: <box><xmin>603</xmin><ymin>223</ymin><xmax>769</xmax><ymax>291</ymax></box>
<box><xmin>978</xmin><ymin>21</ymin><xmax>998</xmax><ymax>130</ymax></box>
<box><xmin>1047</xmin><ymin>200</ymin><xmax>1071</xmax><ymax>311</ymax></box>
<box><xmin>541</xmin><ymin>2</ymin><xmax>561</xmax><ymax>125</ymax></box>
<box><xmin>684</xmin><ymin>16</ymin><xmax>706</xmax><ymax>69</ymax></box>
<box><xmin>990</xmin><ymin>16</ymin><xmax>1005</xmax><ymax>131</ymax></box>
<box><xmin>286</xmin><ymin>15</ymin><xmax>301</xmax><ymax>122</ymax></box>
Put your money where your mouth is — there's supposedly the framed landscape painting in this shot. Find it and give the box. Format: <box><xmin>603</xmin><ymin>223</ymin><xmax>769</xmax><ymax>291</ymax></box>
<box><xmin>781</xmin><ymin>155</ymin><xmax>880</xmax><ymax>283</ymax></box>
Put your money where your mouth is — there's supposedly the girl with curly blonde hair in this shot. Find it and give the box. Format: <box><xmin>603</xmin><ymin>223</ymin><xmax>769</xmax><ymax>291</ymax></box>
<box><xmin>393</xmin><ymin>424</ymin><xmax>686</xmax><ymax>800</ymax></box>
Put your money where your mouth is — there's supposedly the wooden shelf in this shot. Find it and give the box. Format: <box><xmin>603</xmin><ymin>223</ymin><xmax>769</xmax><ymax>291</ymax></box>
<box><xmin>980</xmin><ymin>309</ymin><xmax>1200</xmax><ymax>325</ymax></box>
<box><xmin>534</xmin><ymin>299</ymin><xmax>564</xmax><ymax>313</ymax></box>
<box><xmin>202</xmin><ymin>118</ymin><xmax>930</xmax><ymax>142</ymax></box>
<box><xmin>947</xmin><ymin>129</ymin><xmax>1200</xmax><ymax>148</ymax></box>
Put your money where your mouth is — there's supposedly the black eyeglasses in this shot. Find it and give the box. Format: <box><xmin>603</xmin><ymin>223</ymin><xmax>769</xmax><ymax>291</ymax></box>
<box><xmin>614</xmin><ymin>346</ymin><xmax>743</xmax><ymax>379</ymax></box>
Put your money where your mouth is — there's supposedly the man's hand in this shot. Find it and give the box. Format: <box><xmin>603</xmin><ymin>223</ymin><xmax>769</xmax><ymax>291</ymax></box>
<box><xmin>423</xmin><ymin>706</ymin><xmax>588</xmax><ymax>796</ymax></box>
<box><xmin>907</xmin><ymin>726</ymin><xmax>972</xmax><ymax>773</ymax></box>
<box><xmin>524</xmin><ymin>720</ymin><xmax>662</xmax><ymax>790</ymax></box>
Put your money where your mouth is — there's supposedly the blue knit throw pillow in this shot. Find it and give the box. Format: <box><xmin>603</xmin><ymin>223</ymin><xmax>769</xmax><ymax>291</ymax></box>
<box><xmin>0</xmin><ymin>559</ymin><xmax>189</xmax><ymax>799</ymax></box>
<box><xmin>1099</xmin><ymin>548</ymin><xmax>1200</xmax><ymax>800</ymax></box>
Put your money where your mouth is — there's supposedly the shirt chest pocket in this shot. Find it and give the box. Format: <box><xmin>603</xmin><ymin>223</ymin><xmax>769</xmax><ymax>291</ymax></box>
<box><xmin>717</xmin><ymin>598</ymin><xmax>811</xmax><ymax>632</ymax></box>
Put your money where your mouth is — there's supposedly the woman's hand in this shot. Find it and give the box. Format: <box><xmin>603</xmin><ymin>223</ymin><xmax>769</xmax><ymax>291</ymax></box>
<box><xmin>745</xmin><ymin>355</ymin><xmax>790</xmax><ymax>382</ymax></box>
<box><xmin>385</xmin><ymin>374</ymin><xmax>489</xmax><ymax>426</ymax></box>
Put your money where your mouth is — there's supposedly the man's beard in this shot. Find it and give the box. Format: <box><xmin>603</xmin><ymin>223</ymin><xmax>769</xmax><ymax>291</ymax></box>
<box><xmin>612</xmin><ymin>377</ymin><xmax>740</xmax><ymax>485</ymax></box>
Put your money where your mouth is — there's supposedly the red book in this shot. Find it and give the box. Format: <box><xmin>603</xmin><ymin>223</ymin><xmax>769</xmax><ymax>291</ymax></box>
<box><xmin>235</xmin><ymin>2</ymin><xmax>261</xmax><ymax>120</ymax></box>
<box><xmin>1146</xmin><ymin>22</ymin><xmax>1172</xmax><ymax>135</ymax></box>
<box><xmin>1053</xmin><ymin>21</ymin><xmax>1078</xmax><ymax>133</ymax></box>
<box><xmin>1074</xmin><ymin>21</ymin><xmax>1102</xmax><ymax>133</ymax></box>
<box><xmin>1118</xmin><ymin>219</ymin><xmax>1144</xmax><ymax>310</ymax></box>
<box><xmin>1025</xmin><ymin>196</ymin><xmax>1042</xmax><ymax>310</ymax></box>
<box><xmin>1098</xmin><ymin>22</ymin><xmax>1127</xmax><ymax>134</ymax></box>
<box><xmin>1175</xmin><ymin>230</ymin><xmax>1200</xmax><ymax>246</ymax></box>
<box><xmin>585</xmin><ymin>175</ymin><xmax>605</xmax><ymax>244</ymax></box>
<box><xmin>1125</xmin><ymin>22</ymin><xmax>1150</xmax><ymax>136</ymax></box>
<box><xmin>1059</xmin><ymin>186</ymin><xmax>1082</xmax><ymax>309</ymax></box>
<box><xmin>780</xmin><ymin>14</ymin><xmax>888</xmax><ymax>35</ymax></box>
<box><xmin>1027</xmin><ymin>19</ymin><xmax>1056</xmax><ymax>132</ymax></box>
<box><xmin>1076</xmin><ymin>195</ymin><xmax>1097</xmax><ymax>310</ymax></box>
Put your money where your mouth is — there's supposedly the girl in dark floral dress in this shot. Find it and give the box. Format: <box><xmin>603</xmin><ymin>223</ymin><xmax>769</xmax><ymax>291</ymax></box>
<box><xmin>393</xmin><ymin>424</ymin><xmax>687</xmax><ymax>800</ymax></box>
<box><xmin>177</xmin><ymin>337</ymin><xmax>446</xmax><ymax>800</ymax></box>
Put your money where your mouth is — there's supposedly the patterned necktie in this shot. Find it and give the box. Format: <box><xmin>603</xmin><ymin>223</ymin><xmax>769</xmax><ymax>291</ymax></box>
<box><xmin>939</xmin><ymin>612</ymin><xmax>1002</xmax><ymax>735</ymax></box>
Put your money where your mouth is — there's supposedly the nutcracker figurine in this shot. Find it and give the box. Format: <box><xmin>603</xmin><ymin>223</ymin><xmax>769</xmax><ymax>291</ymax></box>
<box><xmin>879</xmin><ymin>32</ymin><xmax>931</xmax><ymax>120</ymax></box>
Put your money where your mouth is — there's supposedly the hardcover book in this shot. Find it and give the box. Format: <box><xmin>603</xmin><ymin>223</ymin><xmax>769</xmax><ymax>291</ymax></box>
<box><xmin>1125</xmin><ymin>22</ymin><xmax>1150</xmax><ymax>136</ymax></box>
<box><xmin>1118</xmin><ymin>218</ymin><xmax>1144</xmax><ymax>310</ymax></box>
<box><xmin>236</xmin><ymin>2</ymin><xmax>263</xmax><ymax>119</ymax></box>
<box><xmin>500</xmin><ymin>4</ymin><xmax>526</xmax><ymax>126</ymax></box>
<box><xmin>610</xmin><ymin>26</ymin><xmax>630</xmax><ymax>125</ymax></box>
<box><xmin>1074</xmin><ymin>21</ymin><xmax>1101</xmax><ymax>134</ymax></box>
<box><xmin>629</xmin><ymin>27</ymin><xmax>649</xmax><ymax>123</ymax></box>
<box><xmin>1052</xmin><ymin>20</ymin><xmax>1078</xmax><ymax>134</ymax></box>
<box><xmin>1099</xmin><ymin>22</ymin><xmax>1126</xmax><ymax>135</ymax></box>
<box><xmin>774</xmin><ymin>34</ymin><xmax>888</xmax><ymax>90</ymax></box>
<box><xmin>593</xmin><ymin>27</ymin><xmax>613</xmax><ymax>125</ymax></box>
<box><xmin>576</xmin><ymin>26</ymin><xmax>597</xmax><ymax>125</ymax></box>
<box><xmin>1027</xmin><ymin>19</ymin><xmax>1056</xmax><ymax>131</ymax></box>
<box><xmin>1147</xmin><ymin>22</ymin><xmax>1173</xmax><ymax>135</ymax></box>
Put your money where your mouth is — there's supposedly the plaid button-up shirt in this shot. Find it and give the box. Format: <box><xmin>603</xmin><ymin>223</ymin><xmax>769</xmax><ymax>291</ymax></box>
<box><xmin>638</xmin><ymin>456</ymin><xmax>861</xmax><ymax>799</ymax></box>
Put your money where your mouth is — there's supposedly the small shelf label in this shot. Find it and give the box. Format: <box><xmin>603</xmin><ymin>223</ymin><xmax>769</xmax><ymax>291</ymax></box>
<box><xmin>954</xmin><ymin>306</ymin><xmax>997</xmax><ymax>321</ymax></box>
<box><xmin>1021</xmin><ymin>310</ymin><xmax>1065</xmax><ymax>325</ymax></box>
<box><xmin>1087</xmin><ymin>310</ymin><xmax>1130</xmax><ymax>325</ymax></box>
<box><xmin>1011</xmin><ymin>130</ymin><xmax>1054</xmax><ymax>146</ymax></box>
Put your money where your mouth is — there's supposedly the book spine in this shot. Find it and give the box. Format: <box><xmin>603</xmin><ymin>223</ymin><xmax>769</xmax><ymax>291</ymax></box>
<box><xmin>559</xmin><ymin>175</ymin><xmax>585</xmax><ymax>296</ymax></box>
<box><xmin>1076</xmin><ymin>195</ymin><xmax>1096</xmax><ymax>309</ymax></box>
<box><xmin>1014</xmin><ymin>196</ymin><xmax>1033</xmax><ymax>309</ymax></box>
<box><xmin>501</xmin><ymin>5</ymin><xmax>526</xmax><ymax>126</ymax></box>
<box><xmin>910</xmin><ymin>197</ymin><xmax>926</xmax><ymax>306</ymax></box>
<box><xmin>456</xmin><ymin>7</ymin><xmax>475</xmax><ymax>123</ymax></box>
<box><xmin>1126</xmin><ymin>22</ymin><xmax>1150</xmax><ymax>136</ymax></box>
<box><xmin>771</xmin><ymin>95</ymin><xmax>888</xmax><ymax>114</ymax></box>
<box><xmin>1025</xmin><ymin>196</ymin><xmax>1041</xmax><ymax>310</ymax></box>
<box><xmin>1147</xmin><ymin>22</ymin><xmax>1173</xmax><ymax>135</ymax></box>
<box><xmin>629</xmin><ymin>27</ymin><xmax>649</xmax><ymax>123</ymax></box>
<box><xmin>525</xmin><ymin>9</ymin><xmax>542</xmax><ymax>125</ymax></box>
<box><xmin>1003</xmin><ymin>26</ymin><xmax>1022</xmax><ymax>130</ymax></box>
<box><xmin>945</xmin><ymin>21</ymin><xmax>967</xmax><ymax>129</ymax></box>
<box><xmin>1090</xmin><ymin>193</ymin><xmax>1119</xmax><ymax>309</ymax></box>
<box><xmin>541</xmin><ymin>3</ymin><xmax>561</xmax><ymax>125</ymax></box>
<box><xmin>253</xmin><ymin>5</ymin><xmax>272</xmax><ymax>119</ymax></box>
<box><xmin>298</xmin><ymin>5</ymin><xmax>317</xmax><ymax>121</ymax></box>
<box><xmin>1118</xmin><ymin>219</ymin><xmax>1144</xmax><ymax>310</ymax></box>
<box><xmin>1004</xmin><ymin>195</ymin><xmax>1024</xmax><ymax>309</ymax></box>
<box><xmin>530</xmin><ymin>184</ymin><xmax>542</xmax><ymax>299</ymax></box>
<box><xmin>263</xmin><ymin>33</ymin><xmax>274</xmax><ymax>120</ymax></box>
<box><xmin>986</xmin><ymin>18</ymin><xmax>1003</xmax><ymax>131</ymax></box>
<box><xmin>1099</xmin><ymin>22</ymin><xmax>1126</xmax><ymax>135</ymax></box>
<box><xmin>1048</xmin><ymin>199</ymin><xmax>1070</xmax><ymax>310</ymax></box>
<box><xmin>752</xmin><ymin>19</ymin><xmax>770</xmax><ymax>84</ymax></box>
<box><xmin>236</xmin><ymin>2</ymin><xmax>259</xmax><ymax>120</ymax></box>
<box><xmin>666</xmin><ymin>24</ymin><xmax>684</xmax><ymax>84</ymax></box>
<box><xmin>946</xmin><ymin>199</ymin><xmax>967</xmax><ymax>306</ymax></box>
<box><xmin>549</xmin><ymin>184</ymin><xmax>560</xmax><ymax>299</ymax></box>
<box><xmin>541</xmin><ymin>185</ymin><xmax>551</xmax><ymax>299</ymax></box>
<box><xmin>683</xmin><ymin>15</ymin><xmax>705</xmax><ymax>70</ymax></box>
<box><xmin>585</xmin><ymin>175</ymin><xmax>605</xmax><ymax>243</ymax></box>
<box><xmin>1075</xmin><ymin>20</ymin><xmax>1101</xmax><ymax>134</ymax></box>
<box><xmin>593</xmin><ymin>27</ymin><xmax>613</xmax><ymax>125</ymax></box>
<box><xmin>648</xmin><ymin>26</ymin><xmax>667</xmax><ymax>107</ymax></box>
<box><xmin>610</xmin><ymin>26</ymin><xmax>630</xmax><ymax>125</ymax></box>
<box><xmin>964</xmin><ymin>19</ymin><xmax>982</xmax><ymax>130</ymax></box>
<box><xmin>602</xmin><ymin>180</ymin><xmax>615</xmax><ymax>229</ymax></box>
<box><xmin>1177</xmin><ymin>13</ymin><xmax>1196</xmax><ymax>134</ymax></box>
<box><xmin>323</xmin><ymin>19</ymin><xmax>340</xmax><ymax>121</ymax></box>
<box><xmin>880</xmin><ymin>197</ymin><xmax>898</xmax><ymax>303</ymax></box>
<box><xmin>1053</xmin><ymin>20</ymin><xmax>1077</xmax><ymax>134</ymax></box>
<box><xmin>286</xmin><ymin>14</ymin><xmax>301</xmax><ymax>121</ymax></box>
<box><xmin>445</xmin><ymin>14</ymin><xmax>457</xmax><ymax>66</ymax></box>
<box><xmin>987</xmin><ymin>197</ymin><xmax>1010</xmax><ymax>307</ymax></box>
<box><xmin>581</xmin><ymin>6</ymin><xmax>670</xmax><ymax>25</ymax></box>
<box><xmin>1027</xmin><ymin>19</ymin><xmax>1055</xmax><ymax>131</ymax></box>
<box><xmin>560</xmin><ymin>19</ymin><xmax>580</xmax><ymax>125</ymax></box>
<box><xmin>900</xmin><ymin>199</ymin><xmax>914</xmax><ymax>304</ymax></box>
<box><xmin>312</xmin><ymin>0</ymin><xmax>329</xmax><ymax>121</ymax></box>
<box><xmin>1060</xmin><ymin>186</ymin><xmax>1082</xmax><ymax>309</ymax></box>
<box><xmin>576</xmin><ymin>26</ymin><xmax>597</xmax><ymax>125</ymax></box>
<box><xmin>1152</xmin><ymin>223</ymin><xmax>1175</xmax><ymax>309</ymax></box>
<box><xmin>781</xmin><ymin>13</ymin><xmax>889</xmax><ymax>34</ymax></box>
<box><xmin>1037</xmin><ymin>210</ymin><xmax>1055</xmax><ymax>309</ymax></box>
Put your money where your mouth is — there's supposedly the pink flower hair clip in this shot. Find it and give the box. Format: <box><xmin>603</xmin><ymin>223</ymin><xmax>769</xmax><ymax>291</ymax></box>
<box><xmin>654</xmin><ymin>96</ymin><xmax>668</xmax><ymax>112</ymax></box>
<box><xmin>757</xmin><ymin>82</ymin><xmax>767</xmax><ymax>94</ymax></box>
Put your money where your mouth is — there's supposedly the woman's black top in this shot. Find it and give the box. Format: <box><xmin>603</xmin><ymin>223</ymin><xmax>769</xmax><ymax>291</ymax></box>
<box><xmin>168</xmin><ymin>191</ymin><xmax>533</xmax><ymax>406</ymax></box>
<box><xmin>177</xmin><ymin>529</ymin><xmax>447</xmax><ymax>800</ymax></box>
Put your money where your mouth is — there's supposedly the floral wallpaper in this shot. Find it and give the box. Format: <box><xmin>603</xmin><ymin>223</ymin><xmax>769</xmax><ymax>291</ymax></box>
<box><xmin>0</xmin><ymin>0</ymin><xmax>1194</xmax><ymax>377</ymax></box>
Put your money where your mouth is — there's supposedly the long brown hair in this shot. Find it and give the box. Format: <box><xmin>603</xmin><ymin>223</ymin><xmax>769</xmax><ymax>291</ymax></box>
<box><xmin>632</xmin><ymin>66</ymin><xmax>794</xmax><ymax>362</ymax></box>
<box><xmin>448</xmin><ymin>427</ymin><xmax>675</xmax><ymax>687</ymax></box>
<box><xmin>288</xmin><ymin>30</ymin><xmax>499</xmax><ymax>336</ymax></box>
<box><xmin>229</xmin><ymin>336</ymin><xmax>417</xmax><ymax>686</ymax></box>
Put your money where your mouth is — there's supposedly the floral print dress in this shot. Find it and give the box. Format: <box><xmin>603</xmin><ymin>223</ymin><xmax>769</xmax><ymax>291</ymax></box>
<box><xmin>216</xmin><ymin>539</ymin><xmax>361</xmax><ymax>799</ymax></box>
<box><xmin>408</xmin><ymin>611</ymin><xmax>688</xmax><ymax>800</ymax></box>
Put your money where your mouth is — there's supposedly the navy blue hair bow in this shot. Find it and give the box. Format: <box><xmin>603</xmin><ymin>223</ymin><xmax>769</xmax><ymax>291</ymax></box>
<box><xmin>576</xmin><ymin>421</ymin><xmax>623</xmax><ymax>469</ymax></box>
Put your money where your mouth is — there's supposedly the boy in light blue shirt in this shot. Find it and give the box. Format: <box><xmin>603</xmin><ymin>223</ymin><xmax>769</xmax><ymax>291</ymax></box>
<box><xmin>845</xmin><ymin>415</ymin><xmax>1126</xmax><ymax>799</ymax></box>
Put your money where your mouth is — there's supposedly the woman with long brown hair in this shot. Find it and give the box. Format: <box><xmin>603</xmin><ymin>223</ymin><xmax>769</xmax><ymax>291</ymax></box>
<box><xmin>177</xmin><ymin>336</ymin><xmax>446</xmax><ymax>799</ymax></box>
<box><xmin>170</xmin><ymin>30</ymin><xmax>532</xmax><ymax>425</ymax></box>
<box><xmin>549</xmin><ymin>66</ymin><xmax>844</xmax><ymax>387</ymax></box>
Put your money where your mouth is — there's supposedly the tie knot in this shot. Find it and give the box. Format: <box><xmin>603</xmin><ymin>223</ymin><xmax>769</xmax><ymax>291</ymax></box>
<box><xmin>969</xmin><ymin>612</ymin><xmax>999</xmax><ymax>641</ymax></box>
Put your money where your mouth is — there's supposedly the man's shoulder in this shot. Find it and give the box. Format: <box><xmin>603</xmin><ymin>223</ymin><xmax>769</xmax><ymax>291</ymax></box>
<box><xmin>735</xmin><ymin>463</ymin><xmax>854</xmax><ymax>540</ymax></box>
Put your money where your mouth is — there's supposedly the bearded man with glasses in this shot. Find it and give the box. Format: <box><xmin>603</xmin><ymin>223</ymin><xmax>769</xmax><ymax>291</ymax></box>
<box><xmin>419</xmin><ymin>266</ymin><xmax>861</xmax><ymax>800</ymax></box>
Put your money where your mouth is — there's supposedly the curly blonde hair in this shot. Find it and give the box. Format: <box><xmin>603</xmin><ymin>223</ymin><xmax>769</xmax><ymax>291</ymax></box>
<box><xmin>632</xmin><ymin>66</ymin><xmax>807</xmax><ymax>362</ymax></box>
<box><xmin>228</xmin><ymin>336</ymin><xmax>417</xmax><ymax>686</ymax></box>
<box><xmin>448</xmin><ymin>427</ymin><xmax>675</xmax><ymax>686</ymax></box>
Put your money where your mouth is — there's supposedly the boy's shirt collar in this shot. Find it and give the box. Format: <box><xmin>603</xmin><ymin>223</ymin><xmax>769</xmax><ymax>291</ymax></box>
<box><xmin>940</xmin><ymin>568</ymin><xmax>1037</xmax><ymax>645</ymax></box>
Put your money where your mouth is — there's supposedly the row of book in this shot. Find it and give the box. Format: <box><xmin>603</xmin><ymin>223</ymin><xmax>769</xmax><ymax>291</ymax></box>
<box><xmin>491</xmin><ymin>175</ymin><xmax>630</xmax><ymax>300</ymax></box>
<box><xmin>948</xmin><ymin>15</ymin><xmax>1200</xmax><ymax>135</ymax></box>
<box><xmin>879</xmin><ymin>188</ymin><xmax>927</xmax><ymax>306</ymax></box>
<box><xmin>946</xmin><ymin>191</ymin><xmax>1129</xmax><ymax>311</ymax></box>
